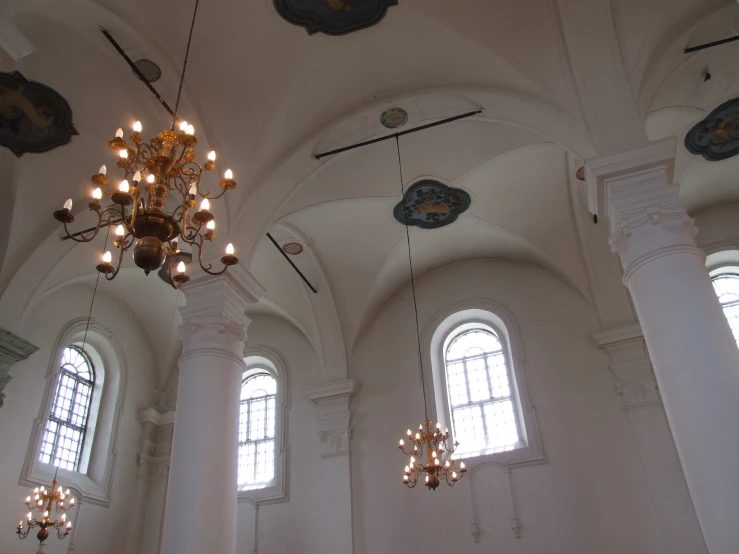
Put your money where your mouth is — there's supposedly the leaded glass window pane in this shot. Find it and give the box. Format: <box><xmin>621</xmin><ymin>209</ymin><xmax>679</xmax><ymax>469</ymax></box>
<box><xmin>712</xmin><ymin>275</ymin><xmax>739</xmax><ymax>348</ymax></box>
<box><xmin>445</xmin><ymin>329</ymin><xmax>520</xmax><ymax>455</ymax></box>
<box><xmin>238</xmin><ymin>372</ymin><xmax>277</xmax><ymax>490</ymax></box>
<box><xmin>39</xmin><ymin>346</ymin><xmax>95</xmax><ymax>471</ymax></box>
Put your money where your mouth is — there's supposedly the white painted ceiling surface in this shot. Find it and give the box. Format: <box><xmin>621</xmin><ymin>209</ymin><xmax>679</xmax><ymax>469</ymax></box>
<box><xmin>1</xmin><ymin>0</ymin><xmax>738</xmax><ymax>381</ymax></box>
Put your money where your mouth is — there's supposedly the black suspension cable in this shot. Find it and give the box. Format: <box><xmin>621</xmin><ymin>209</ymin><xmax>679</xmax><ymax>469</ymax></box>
<box><xmin>172</xmin><ymin>0</ymin><xmax>201</xmax><ymax>129</ymax></box>
<box><xmin>396</xmin><ymin>136</ymin><xmax>429</xmax><ymax>421</ymax></box>
<box><xmin>81</xmin><ymin>226</ymin><xmax>111</xmax><ymax>351</ymax></box>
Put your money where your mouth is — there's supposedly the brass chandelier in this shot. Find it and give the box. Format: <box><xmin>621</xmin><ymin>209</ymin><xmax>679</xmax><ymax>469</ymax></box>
<box><xmin>54</xmin><ymin>122</ymin><xmax>238</xmax><ymax>288</ymax></box>
<box><xmin>394</xmin><ymin>136</ymin><xmax>467</xmax><ymax>490</ymax></box>
<box><xmin>53</xmin><ymin>0</ymin><xmax>237</xmax><ymax>288</ymax></box>
<box><xmin>16</xmin><ymin>472</ymin><xmax>75</xmax><ymax>548</ymax></box>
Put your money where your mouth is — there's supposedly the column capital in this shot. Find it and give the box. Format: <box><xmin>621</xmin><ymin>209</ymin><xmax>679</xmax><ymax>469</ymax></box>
<box><xmin>593</xmin><ymin>324</ymin><xmax>661</xmax><ymax>411</ymax></box>
<box><xmin>585</xmin><ymin>137</ymin><xmax>702</xmax><ymax>275</ymax></box>
<box><xmin>179</xmin><ymin>264</ymin><xmax>265</xmax><ymax>329</ymax></box>
<box><xmin>306</xmin><ymin>379</ymin><xmax>360</xmax><ymax>458</ymax></box>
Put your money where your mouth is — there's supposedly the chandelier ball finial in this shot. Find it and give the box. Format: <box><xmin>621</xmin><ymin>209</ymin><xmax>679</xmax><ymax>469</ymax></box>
<box><xmin>133</xmin><ymin>236</ymin><xmax>166</xmax><ymax>275</ymax></box>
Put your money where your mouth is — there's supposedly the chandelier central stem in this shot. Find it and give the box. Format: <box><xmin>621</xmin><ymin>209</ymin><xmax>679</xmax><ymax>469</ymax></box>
<box><xmin>395</xmin><ymin>135</ymin><xmax>429</xmax><ymax>421</ymax></box>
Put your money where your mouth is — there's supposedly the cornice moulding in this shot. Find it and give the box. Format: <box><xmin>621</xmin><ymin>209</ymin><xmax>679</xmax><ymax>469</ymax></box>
<box><xmin>306</xmin><ymin>379</ymin><xmax>359</xmax><ymax>402</ymax></box>
<box><xmin>593</xmin><ymin>323</ymin><xmax>644</xmax><ymax>347</ymax></box>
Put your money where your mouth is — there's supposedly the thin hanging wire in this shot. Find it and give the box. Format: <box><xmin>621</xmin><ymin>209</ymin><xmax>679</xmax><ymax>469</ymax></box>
<box><xmin>80</xmin><ymin>225</ymin><xmax>111</xmax><ymax>351</ymax></box>
<box><xmin>172</xmin><ymin>0</ymin><xmax>201</xmax><ymax>129</ymax></box>
<box><xmin>396</xmin><ymin>136</ymin><xmax>429</xmax><ymax>421</ymax></box>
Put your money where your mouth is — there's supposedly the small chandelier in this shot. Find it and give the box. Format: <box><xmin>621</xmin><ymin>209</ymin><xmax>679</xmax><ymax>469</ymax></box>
<box><xmin>394</xmin><ymin>136</ymin><xmax>467</xmax><ymax>490</ymax></box>
<box><xmin>399</xmin><ymin>421</ymin><xmax>467</xmax><ymax>489</ymax></box>
<box><xmin>53</xmin><ymin>0</ymin><xmax>237</xmax><ymax>289</ymax></box>
<box><xmin>16</xmin><ymin>472</ymin><xmax>75</xmax><ymax>547</ymax></box>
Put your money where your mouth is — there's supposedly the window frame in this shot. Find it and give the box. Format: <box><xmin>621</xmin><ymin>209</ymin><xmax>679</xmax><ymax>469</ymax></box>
<box><xmin>238</xmin><ymin>370</ymin><xmax>277</xmax><ymax>490</ymax></box>
<box><xmin>237</xmin><ymin>347</ymin><xmax>290</xmax><ymax>505</ymax></box>
<box><xmin>40</xmin><ymin>345</ymin><xmax>96</xmax><ymax>471</ymax></box>
<box><xmin>443</xmin><ymin>326</ymin><xmax>524</xmax><ymax>456</ymax></box>
<box><xmin>423</xmin><ymin>300</ymin><xmax>545</xmax><ymax>470</ymax></box>
<box><xmin>20</xmin><ymin>318</ymin><xmax>127</xmax><ymax>507</ymax></box>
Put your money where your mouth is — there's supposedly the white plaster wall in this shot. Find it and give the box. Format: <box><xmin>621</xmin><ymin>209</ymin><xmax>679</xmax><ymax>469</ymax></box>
<box><xmin>0</xmin><ymin>284</ymin><xmax>157</xmax><ymax>554</ymax></box>
<box><xmin>350</xmin><ymin>258</ymin><xmax>665</xmax><ymax>554</ymax></box>
<box><xmin>236</xmin><ymin>314</ymin><xmax>327</xmax><ymax>554</ymax></box>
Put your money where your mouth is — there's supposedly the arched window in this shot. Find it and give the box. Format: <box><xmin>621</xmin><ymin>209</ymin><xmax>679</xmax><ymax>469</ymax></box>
<box><xmin>39</xmin><ymin>346</ymin><xmax>95</xmax><ymax>471</ymax></box>
<box><xmin>444</xmin><ymin>327</ymin><xmax>520</xmax><ymax>455</ymax></box>
<box><xmin>238</xmin><ymin>372</ymin><xmax>277</xmax><ymax>490</ymax></box>
<box><xmin>712</xmin><ymin>274</ymin><xmax>739</xmax><ymax>348</ymax></box>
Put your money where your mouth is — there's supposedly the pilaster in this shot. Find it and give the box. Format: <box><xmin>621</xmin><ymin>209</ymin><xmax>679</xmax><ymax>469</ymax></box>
<box><xmin>594</xmin><ymin>324</ymin><xmax>708</xmax><ymax>553</ymax></box>
<box><xmin>136</xmin><ymin>409</ymin><xmax>176</xmax><ymax>481</ymax></box>
<box><xmin>0</xmin><ymin>326</ymin><xmax>38</xmax><ymax>408</ymax></box>
<box><xmin>306</xmin><ymin>379</ymin><xmax>359</xmax><ymax>458</ymax></box>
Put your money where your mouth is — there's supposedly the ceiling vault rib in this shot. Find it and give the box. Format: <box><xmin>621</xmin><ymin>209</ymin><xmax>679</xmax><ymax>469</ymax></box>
<box><xmin>314</xmin><ymin>110</ymin><xmax>482</xmax><ymax>160</ymax></box>
<box><xmin>266</xmin><ymin>233</ymin><xmax>318</xmax><ymax>294</ymax></box>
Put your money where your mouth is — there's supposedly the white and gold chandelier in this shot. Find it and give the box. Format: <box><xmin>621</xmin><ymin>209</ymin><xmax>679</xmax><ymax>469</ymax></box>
<box><xmin>16</xmin><ymin>473</ymin><xmax>75</xmax><ymax>547</ymax></box>
<box><xmin>53</xmin><ymin>120</ymin><xmax>238</xmax><ymax>288</ymax></box>
<box><xmin>399</xmin><ymin>421</ymin><xmax>466</xmax><ymax>489</ymax></box>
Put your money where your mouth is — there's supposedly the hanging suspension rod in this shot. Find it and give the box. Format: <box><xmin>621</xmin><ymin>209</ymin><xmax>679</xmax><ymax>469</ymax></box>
<box><xmin>684</xmin><ymin>34</ymin><xmax>739</xmax><ymax>54</ymax></box>
<box><xmin>99</xmin><ymin>27</ymin><xmax>177</xmax><ymax>119</ymax></box>
<box><xmin>266</xmin><ymin>233</ymin><xmax>318</xmax><ymax>294</ymax></box>
<box><xmin>314</xmin><ymin>110</ymin><xmax>482</xmax><ymax>160</ymax></box>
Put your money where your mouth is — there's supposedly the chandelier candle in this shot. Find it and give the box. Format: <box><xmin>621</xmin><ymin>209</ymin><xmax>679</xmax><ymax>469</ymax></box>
<box><xmin>53</xmin><ymin>120</ymin><xmax>239</xmax><ymax>287</ymax></box>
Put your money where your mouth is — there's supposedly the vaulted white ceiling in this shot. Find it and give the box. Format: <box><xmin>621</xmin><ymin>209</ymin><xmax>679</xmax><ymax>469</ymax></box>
<box><xmin>1</xmin><ymin>0</ymin><xmax>738</xmax><ymax>381</ymax></box>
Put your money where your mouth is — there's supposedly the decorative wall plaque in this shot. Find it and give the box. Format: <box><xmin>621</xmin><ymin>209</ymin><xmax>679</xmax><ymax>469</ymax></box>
<box><xmin>0</xmin><ymin>71</ymin><xmax>78</xmax><ymax>157</ymax></box>
<box><xmin>685</xmin><ymin>98</ymin><xmax>739</xmax><ymax>161</ymax></box>
<box><xmin>393</xmin><ymin>180</ymin><xmax>471</xmax><ymax>230</ymax></box>
<box><xmin>274</xmin><ymin>0</ymin><xmax>398</xmax><ymax>36</ymax></box>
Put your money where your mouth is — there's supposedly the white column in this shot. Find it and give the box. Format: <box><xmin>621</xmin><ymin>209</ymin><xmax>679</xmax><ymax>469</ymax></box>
<box><xmin>160</xmin><ymin>267</ymin><xmax>264</xmax><ymax>554</ymax></box>
<box><xmin>587</xmin><ymin>138</ymin><xmax>739</xmax><ymax>554</ymax></box>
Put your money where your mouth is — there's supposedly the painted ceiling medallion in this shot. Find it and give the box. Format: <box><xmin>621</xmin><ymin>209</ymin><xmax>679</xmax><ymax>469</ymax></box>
<box><xmin>134</xmin><ymin>59</ymin><xmax>162</xmax><ymax>83</ymax></box>
<box><xmin>685</xmin><ymin>97</ymin><xmax>739</xmax><ymax>161</ymax></box>
<box><xmin>393</xmin><ymin>180</ymin><xmax>471</xmax><ymax>230</ymax></box>
<box><xmin>0</xmin><ymin>71</ymin><xmax>78</xmax><ymax>157</ymax></box>
<box><xmin>282</xmin><ymin>242</ymin><xmax>304</xmax><ymax>255</ymax></box>
<box><xmin>274</xmin><ymin>0</ymin><xmax>398</xmax><ymax>36</ymax></box>
<box><xmin>381</xmin><ymin>107</ymin><xmax>408</xmax><ymax>129</ymax></box>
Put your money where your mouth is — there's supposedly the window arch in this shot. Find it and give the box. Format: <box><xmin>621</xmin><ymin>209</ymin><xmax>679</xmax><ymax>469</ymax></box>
<box><xmin>425</xmin><ymin>302</ymin><xmax>544</xmax><ymax>468</ymax></box>
<box><xmin>445</xmin><ymin>327</ymin><xmax>520</xmax><ymax>455</ymax></box>
<box><xmin>238</xmin><ymin>372</ymin><xmax>277</xmax><ymax>490</ymax></box>
<box><xmin>39</xmin><ymin>346</ymin><xmax>95</xmax><ymax>471</ymax></box>
<box><xmin>21</xmin><ymin>318</ymin><xmax>128</xmax><ymax>507</ymax></box>
<box><xmin>711</xmin><ymin>274</ymin><xmax>739</xmax><ymax>348</ymax></box>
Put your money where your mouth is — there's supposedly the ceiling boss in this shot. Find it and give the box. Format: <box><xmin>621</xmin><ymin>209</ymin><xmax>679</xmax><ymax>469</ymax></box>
<box><xmin>53</xmin><ymin>120</ymin><xmax>238</xmax><ymax>288</ymax></box>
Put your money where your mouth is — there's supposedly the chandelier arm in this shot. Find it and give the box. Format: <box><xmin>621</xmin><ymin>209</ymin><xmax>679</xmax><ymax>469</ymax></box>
<box><xmin>61</xmin><ymin>218</ymin><xmax>99</xmax><ymax>243</ymax></box>
<box><xmin>61</xmin><ymin>203</ymin><xmax>122</xmax><ymax>243</ymax></box>
<box><xmin>102</xmin><ymin>234</ymin><xmax>133</xmax><ymax>281</ymax></box>
<box><xmin>201</xmin><ymin>184</ymin><xmax>228</xmax><ymax>201</ymax></box>
<box><xmin>195</xmin><ymin>243</ymin><xmax>229</xmax><ymax>276</ymax></box>
<box><xmin>172</xmin><ymin>174</ymin><xmax>190</xmax><ymax>202</ymax></box>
